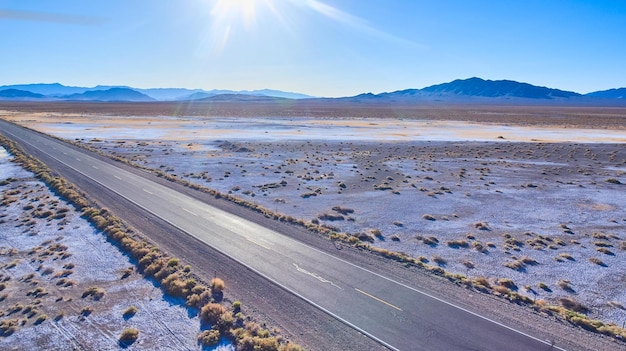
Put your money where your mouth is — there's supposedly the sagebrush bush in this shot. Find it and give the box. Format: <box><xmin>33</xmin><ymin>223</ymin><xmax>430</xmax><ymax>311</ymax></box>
<box><xmin>119</xmin><ymin>328</ymin><xmax>139</xmax><ymax>345</ymax></box>
<box><xmin>123</xmin><ymin>306</ymin><xmax>138</xmax><ymax>318</ymax></box>
<box><xmin>201</xmin><ymin>303</ymin><xmax>226</xmax><ymax>324</ymax></box>
<box><xmin>198</xmin><ymin>329</ymin><xmax>221</xmax><ymax>347</ymax></box>
<box><xmin>211</xmin><ymin>278</ymin><xmax>225</xmax><ymax>294</ymax></box>
<box><xmin>559</xmin><ymin>297</ymin><xmax>589</xmax><ymax>313</ymax></box>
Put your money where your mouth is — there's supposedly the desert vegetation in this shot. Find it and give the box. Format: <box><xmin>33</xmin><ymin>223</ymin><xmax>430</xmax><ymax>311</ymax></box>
<box><xmin>0</xmin><ymin>136</ymin><xmax>303</xmax><ymax>350</ymax></box>
<box><xmin>2</xmin><ymin>111</ymin><xmax>626</xmax><ymax>345</ymax></box>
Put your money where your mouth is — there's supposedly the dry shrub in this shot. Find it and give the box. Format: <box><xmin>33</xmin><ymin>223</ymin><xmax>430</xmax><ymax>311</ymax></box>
<box><xmin>493</xmin><ymin>285</ymin><xmax>510</xmax><ymax>295</ymax></box>
<box><xmin>201</xmin><ymin>303</ymin><xmax>226</xmax><ymax>325</ymax></box>
<box><xmin>503</xmin><ymin>260</ymin><xmax>525</xmax><ymax>271</ymax></box>
<box><xmin>422</xmin><ymin>236</ymin><xmax>438</xmax><ymax>246</ymax></box>
<box><xmin>559</xmin><ymin>297</ymin><xmax>589</xmax><ymax>313</ymax></box>
<box><xmin>588</xmin><ymin>257</ymin><xmax>605</xmax><ymax>266</ymax></box>
<box><xmin>162</xmin><ymin>273</ymin><xmax>187</xmax><ymax>298</ymax></box>
<box><xmin>462</xmin><ymin>260</ymin><xmax>475</xmax><ymax>269</ymax></box>
<box><xmin>211</xmin><ymin>278</ymin><xmax>225</xmax><ymax>294</ymax></box>
<box><xmin>595</xmin><ymin>247</ymin><xmax>614</xmax><ymax>255</ymax></box>
<box><xmin>355</xmin><ymin>232</ymin><xmax>375</xmax><ymax>243</ymax></box>
<box><xmin>446</xmin><ymin>239</ymin><xmax>469</xmax><ymax>248</ymax></box>
<box><xmin>432</xmin><ymin>255</ymin><xmax>446</xmax><ymax>265</ymax></box>
<box><xmin>473</xmin><ymin>222</ymin><xmax>489</xmax><ymax>230</ymax></box>
<box><xmin>123</xmin><ymin>306</ymin><xmax>138</xmax><ymax>318</ymax></box>
<box><xmin>422</xmin><ymin>214</ymin><xmax>436</xmax><ymax>221</ymax></box>
<box><xmin>497</xmin><ymin>278</ymin><xmax>517</xmax><ymax>289</ymax></box>
<box><xmin>119</xmin><ymin>328</ymin><xmax>139</xmax><ymax>345</ymax></box>
<box><xmin>198</xmin><ymin>329</ymin><xmax>221</xmax><ymax>347</ymax></box>
<box><xmin>82</xmin><ymin>286</ymin><xmax>105</xmax><ymax>300</ymax></box>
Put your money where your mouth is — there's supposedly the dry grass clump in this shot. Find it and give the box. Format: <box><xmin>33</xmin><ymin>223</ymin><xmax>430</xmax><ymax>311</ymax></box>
<box><xmin>201</xmin><ymin>303</ymin><xmax>226</xmax><ymax>325</ymax></box>
<box><xmin>422</xmin><ymin>214</ymin><xmax>436</xmax><ymax>221</ymax></box>
<box><xmin>422</xmin><ymin>236</ymin><xmax>439</xmax><ymax>246</ymax></box>
<box><xmin>473</xmin><ymin>277</ymin><xmax>491</xmax><ymax>289</ymax></box>
<box><xmin>331</xmin><ymin>206</ymin><xmax>354</xmax><ymax>215</ymax></box>
<box><xmin>473</xmin><ymin>221</ymin><xmax>489</xmax><ymax>230</ymax></box>
<box><xmin>503</xmin><ymin>260</ymin><xmax>524</xmax><ymax>271</ymax></box>
<box><xmin>81</xmin><ymin>286</ymin><xmax>105</xmax><ymax>300</ymax></box>
<box><xmin>354</xmin><ymin>232</ymin><xmax>375</xmax><ymax>243</ymax></box>
<box><xmin>471</xmin><ymin>241</ymin><xmax>488</xmax><ymax>253</ymax></box>
<box><xmin>461</xmin><ymin>260</ymin><xmax>475</xmax><ymax>269</ymax></box>
<box><xmin>558</xmin><ymin>297</ymin><xmax>589</xmax><ymax>313</ymax></box>
<box><xmin>605</xmin><ymin>178</ymin><xmax>622</xmax><ymax>184</ymax></box>
<box><xmin>588</xmin><ymin>257</ymin><xmax>606</xmax><ymax>266</ymax></box>
<box><xmin>446</xmin><ymin>239</ymin><xmax>469</xmax><ymax>248</ymax></box>
<box><xmin>197</xmin><ymin>329</ymin><xmax>221</xmax><ymax>347</ymax></box>
<box><xmin>496</xmin><ymin>278</ymin><xmax>517</xmax><ymax>289</ymax></box>
<box><xmin>0</xmin><ymin>318</ymin><xmax>21</xmax><ymax>336</ymax></box>
<box><xmin>537</xmin><ymin>282</ymin><xmax>550</xmax><ymax>291</ymax></box>
<box><xmin>595</xmin><ymin>247</ymin><xmax>614</xmax><ymax>255</ymax></box>
<box><xmin>317</xmin><ymin>213</ymin><xmax>344</xmax><ymax>221</ymax></box>
<box><xmin>558</xmin><ymin>253</ymin><xmax>575</xmax><ymax>261</ymax></box>
<box><xmin>557</xmin><ymin>279</ymin><xmax>574</xmax><ymax>292</ymax></box>
<box><xmin>119</xmin><ymin>328</ymin><xmax>139</xmax><ymax>345</ymax></box>
<box><xmin>210</xmin><ymin>278</ymin><xmax>225</xmax><ymax>294</ymax></box>
<box><xmin>431</xmin><ymin>255</ymin><xmax>446</xmax><ymax>265</ymax></box>
<box><xmin>123</xmin><ymin>306</ymin><xmax>138</xmax><ymax>318</ymax></box>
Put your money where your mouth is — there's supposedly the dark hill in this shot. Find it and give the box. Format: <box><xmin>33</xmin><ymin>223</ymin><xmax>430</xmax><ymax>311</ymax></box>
<box><xmin>195</xmin><ymin>94</ymin><xmax>290</xmax><ymax>102</ymax></box>
<box><xmin>586</xmin><ymin>88</ymin><xmax>626</xmax><ymax>99</ymax></box>
<box><xmin>0</xmin><ymin>89</ymin><xmax>46</xmax><ymax>99</ymax></box>
<box><xmin>419</xmin><ymin>77</ymin><xmax>580</xmax><ymax>99</ymax></box>
<box><xmin>62</xmin><ymin>88</ymin><xmax>154</xmax><ymax>102</ymax></box>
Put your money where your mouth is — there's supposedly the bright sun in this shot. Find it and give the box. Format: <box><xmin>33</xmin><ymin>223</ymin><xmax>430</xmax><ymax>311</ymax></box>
<box><xmin>211</xmin><ymin>0</ymin><xmax>261</xmax><ymax>26</ymax></box>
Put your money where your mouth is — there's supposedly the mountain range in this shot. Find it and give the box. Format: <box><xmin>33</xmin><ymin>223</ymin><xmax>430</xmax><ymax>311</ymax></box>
<box><xmin>0</xmin><ymin>78</ymin><xmax>624</xmax><ymax>104</ymax></box>
<box><xmin>0</xmin><ymin>83</ymin><xmax>312</xmax><ymax>101</ymax></box>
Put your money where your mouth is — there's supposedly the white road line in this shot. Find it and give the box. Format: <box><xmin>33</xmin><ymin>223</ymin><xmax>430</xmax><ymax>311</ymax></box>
<box><xmin>293</xmin><ymin>263</ymin><xmax>342</xmax><ymax>290</ymax></box>
<box><xmin>143</xmin><ymin>189</ymin><xmax>154</xmax><ymax>195</ymax></box>
<box><xmin>75</xmin><ymin>158</ymin><xmax>81</xmax><ymax>161</ymax></box>
<box><xmin>92</xmin><ymin>165</ymin><xmax>98</xmax><ymax>169</ymax></box>
<box><xmin>246</xmin><ymin>237</ymin><xmax>272</xmax><ymax>250</ymax></box>
<box><xmin>114</xmin><ymin>175</ymin><xmax>122</xmax><ymax>180</ymax></box>
<box><xmin>182</xmin><ymin>208</ymin><xmax>198</xmax><ymax>216</ymax></box>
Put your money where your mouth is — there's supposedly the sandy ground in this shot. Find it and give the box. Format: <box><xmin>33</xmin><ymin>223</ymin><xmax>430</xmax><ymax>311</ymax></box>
<box><xmin>2</xmin><ymin>110</ymin><xmax>626</xmax><ymax>333</ymax></box>
<box><xmin>0</xmin><ymin>146</ymin><xmax>233</xmax><ymax>350</ymax></box>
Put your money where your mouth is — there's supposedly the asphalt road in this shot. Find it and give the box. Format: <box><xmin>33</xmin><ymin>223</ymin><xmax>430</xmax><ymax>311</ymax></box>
<box><xmin>0</xmin><ymin>120</ymin><xmax>566</xmax><ymax>351</ymax></box>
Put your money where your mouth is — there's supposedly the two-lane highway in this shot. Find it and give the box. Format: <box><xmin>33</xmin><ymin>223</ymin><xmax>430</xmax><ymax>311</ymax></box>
<box><xmin>1</xmin><ymin>119</ymin><xmax>566</xmax><ymax>350</ymax></box>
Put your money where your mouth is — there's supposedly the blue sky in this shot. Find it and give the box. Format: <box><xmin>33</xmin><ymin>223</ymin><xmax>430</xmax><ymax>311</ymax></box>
<box><xmin>1</xmin><ymin>0</ymin><xmax>625</xmax><ymax>97</ymax></box>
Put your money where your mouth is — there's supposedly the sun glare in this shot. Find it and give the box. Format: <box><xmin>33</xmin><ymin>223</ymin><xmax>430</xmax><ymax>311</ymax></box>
<box><xmin>211</xmin><ymin>0</ymin><xmax>260</xmax><ymax>27</ymax></box>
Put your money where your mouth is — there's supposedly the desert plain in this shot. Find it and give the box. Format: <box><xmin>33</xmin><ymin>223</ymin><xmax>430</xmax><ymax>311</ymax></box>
<box><xmin>1</xmin><ymin>102</ymin><xmax>626</xmax><ymax>349</ymax></box>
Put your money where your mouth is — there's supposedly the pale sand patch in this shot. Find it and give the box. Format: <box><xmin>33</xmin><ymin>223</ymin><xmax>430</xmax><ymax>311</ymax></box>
<box><xmin>2</xmin><ymin>112</ymin><xmax>625</xmax><ymax>143</ymax></box>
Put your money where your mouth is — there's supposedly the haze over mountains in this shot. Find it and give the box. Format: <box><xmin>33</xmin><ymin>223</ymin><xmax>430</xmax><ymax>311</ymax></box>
<box><xmin>1</xmin><ymin>78</ymin><xmax>624</xmax><ymax>105</ymax></box>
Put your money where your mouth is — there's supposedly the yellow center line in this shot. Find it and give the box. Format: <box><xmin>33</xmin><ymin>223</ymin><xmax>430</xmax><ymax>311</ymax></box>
<box><xmin>355</xmin><ymin>288</ymin><xmax>403</xmax><ymax>311</ymax></box>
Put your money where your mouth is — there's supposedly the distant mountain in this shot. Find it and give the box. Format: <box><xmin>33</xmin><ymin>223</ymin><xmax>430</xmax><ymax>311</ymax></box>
<box><xmin>586</xmin><ymin>88</ymin><xmax>626</xmax><ymax>99</ymax></box>
<box><xmin>194</xmin><ymin>94</ymin><xmax>289</xmax><ymax>102</ymax></box>
<box><xmin>1</xmin><ymin>79</ymin><xmax>624</xmax><ymax>104</ymax></box>
<box><xmin>0</xmin><ymin>83</ymin><xmax>313</xmax><ymax>101</ymax></box>
<box><xmin>0</xmin><ymin>83</ymin><xmax>88</xmax><ymax>96</ymax></box>
<box><xmin>394</xmin><ymin>77</ymin><xmax>580</xmax><ymax>100</ymax></box>
<box><xmin>0</xmin><ymin>89</ymin><xmax>46</xmax><ymax>100</ymax></box>
<box><xmin>180</xmin><ymin>92</ymin><xmax>213</xmax><ymax>100</ymax></box>
<box><xmin>136</xmin><ymin>88</ymin><xmax>204</xmax><ymax>100</ymax></box>
<box><xmin>179</xmin><ymin>89</ymin><xmax>312</xmax><ymax>101</ymax></box>
<box><xmin>62</xmin><ymin>88</ymin><xmax>155</xmax><ymax>102</ymax></box>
